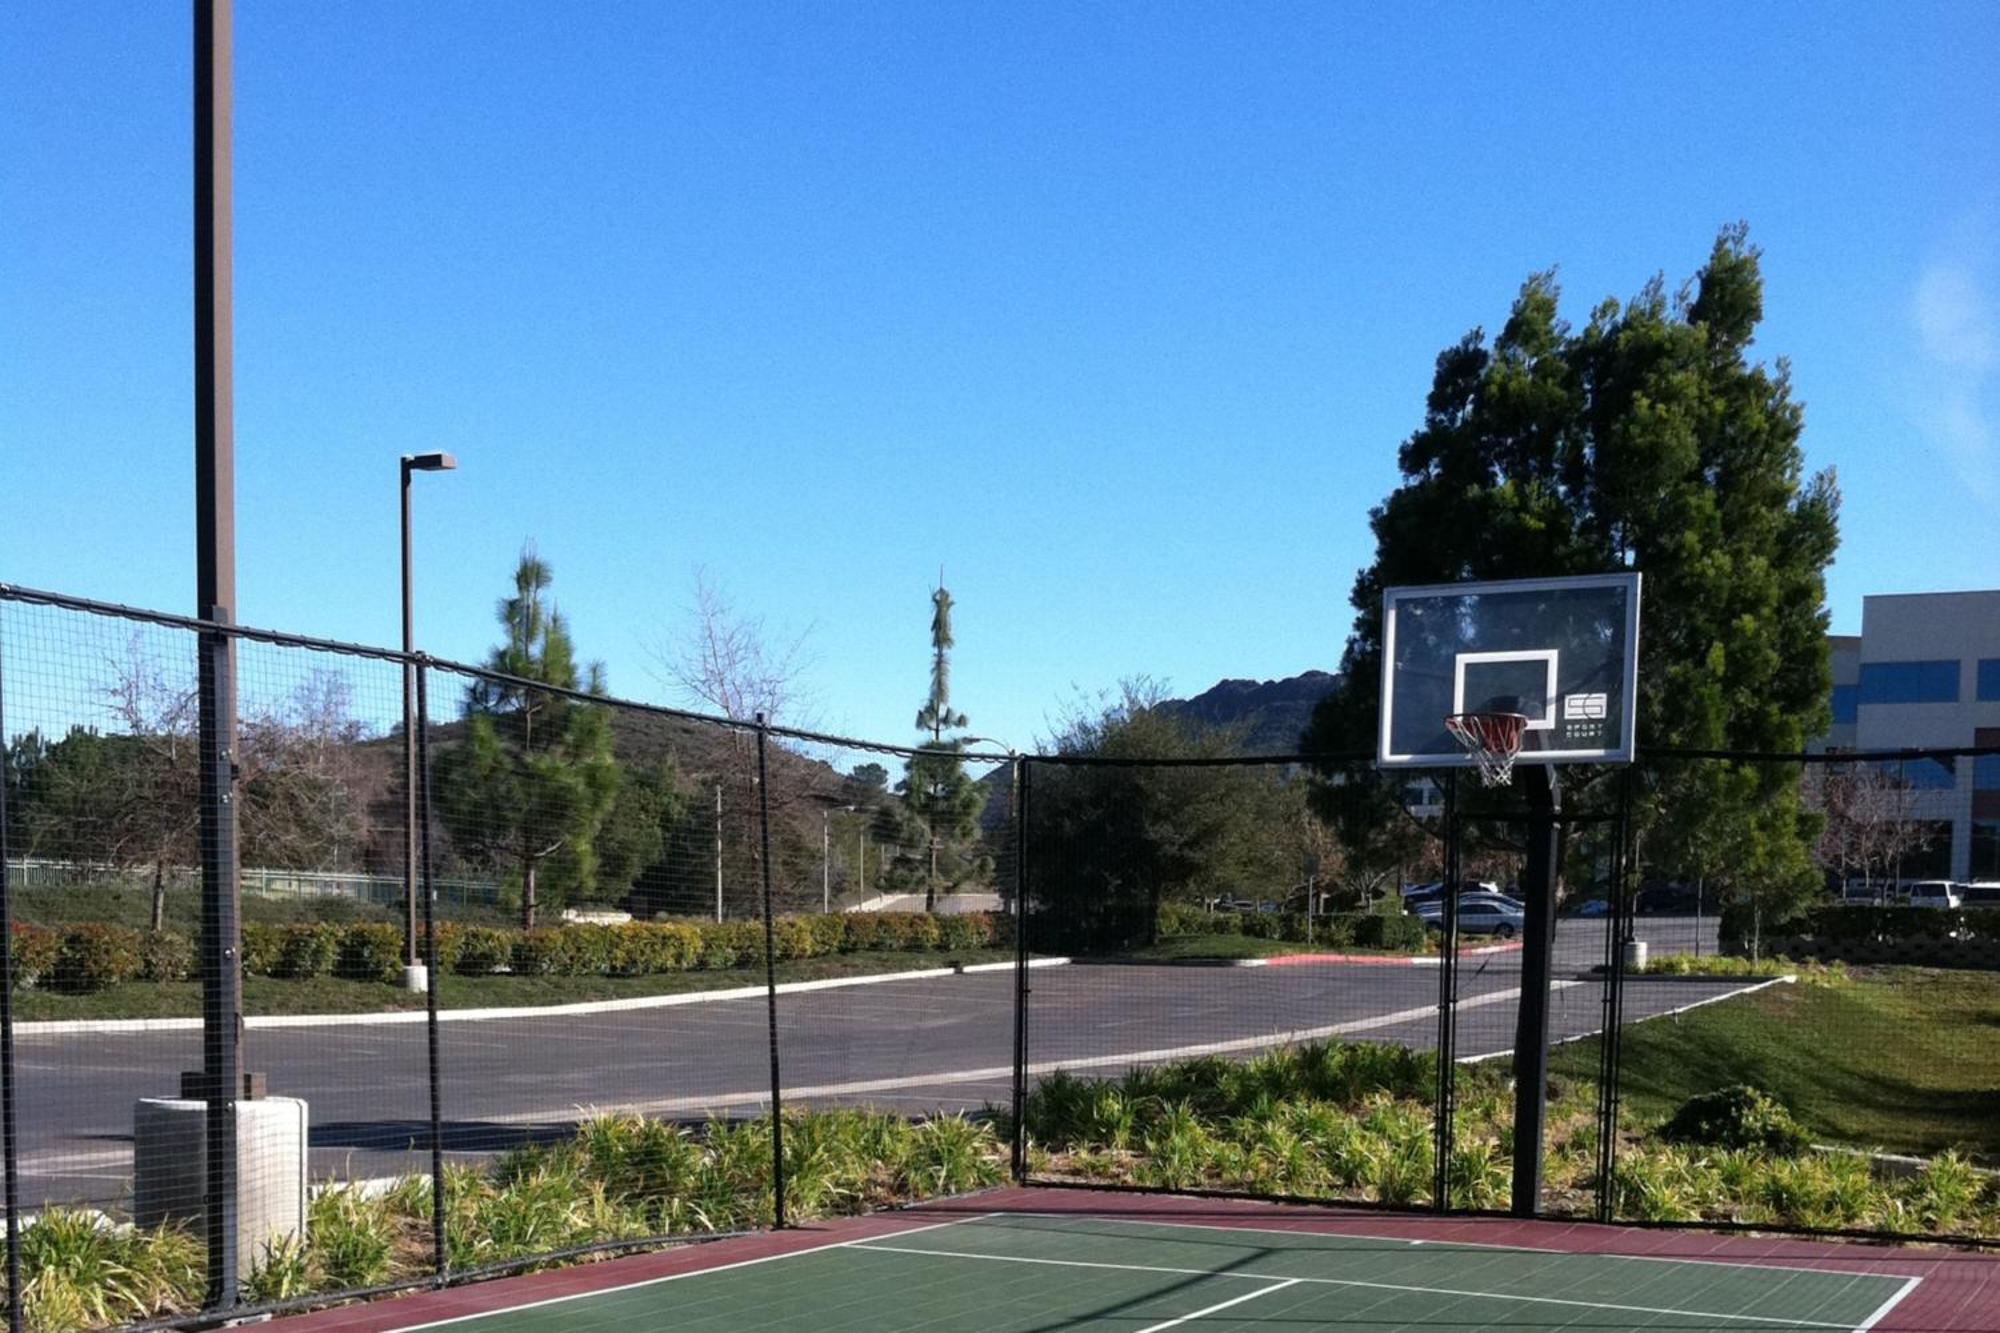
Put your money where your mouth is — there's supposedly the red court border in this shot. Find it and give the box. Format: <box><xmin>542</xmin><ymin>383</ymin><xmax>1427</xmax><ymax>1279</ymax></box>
<box><xmin>273</xmin><ymin>1187</ymin><xmax>2000</xmax><ymax>1332</ymax></box>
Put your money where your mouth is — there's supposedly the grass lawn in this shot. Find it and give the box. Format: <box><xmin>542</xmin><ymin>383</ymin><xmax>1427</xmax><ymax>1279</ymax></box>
<box><xmin>1552</xmin><ymin>966</ymin><xmax>2000</xmax><ymax>1159</ymax></box>
<box><xmin>12</xmin><ymin>948</ymin><xmax>1018</xmax><ymax>1021</ymax></box>
<box><xmin>1115</xmin><ymin>933</ymin><xmax>1424</xmax><ymax>963</ymax></box>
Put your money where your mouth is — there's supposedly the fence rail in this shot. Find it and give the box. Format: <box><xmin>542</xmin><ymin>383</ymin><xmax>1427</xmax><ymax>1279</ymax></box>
<box><xmin>2</xmin><ymin>584</ymin><xmax>1998</xmax><ymax>1331</ymax></box>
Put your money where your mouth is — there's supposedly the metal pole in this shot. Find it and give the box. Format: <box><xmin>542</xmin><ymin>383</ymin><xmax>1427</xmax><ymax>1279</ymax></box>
<box><xmin>1009</xmin><ymin>757</ymin><xmax>1030</xmax><ymax>1182</ymax></box>
<box><xmin>1432</xmin><ymin>770</ymin><xmax>1459</xmax><ymax>1212</ymax></box>
<box><xmin>1509</xmin><ymin>765</ymin><xmax>1562</xmax><ymax>1218</ymax></box>
<box><xmin>821</xmin><ymin>810</ymin><xmax>830</xmax><ymax>914</ymax></box>
<box><xmin>1595</xmin><ymin>766</ymin><xmax>1635</xmax><ymax>1223</ymax></box>
<box><xmin>401</xmin><ymin>462</ymin><xmax>421</xmax><ymax>988</ymax></box>
<box><xmin>194</xmin><ymin>0</ymin><xmax>242</xmax><ymax>1305</ymax></box>
<box><xmin>414</xmin><ymin>665</ymin><xmax>448</xmax><ymax>1276</ymax></box>
<box><xmin>714</xmin><ymin>784</ymin><xmax>723</xmax><ymax>923</ymax></box>
<box><xmin>0</xmin><ymin>622</ymin><xmax>24</xmax><ymax>1333</ymax></box>
<box><xmin>754</xmin><ymin>717</ymin><xmax>786</xmax><ymax>1227</ymax></box>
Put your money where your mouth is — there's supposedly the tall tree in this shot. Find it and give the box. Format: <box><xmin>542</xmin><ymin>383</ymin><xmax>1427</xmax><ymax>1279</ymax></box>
<box><xmin>1303</xmin><ymin>227</ymin><xmax>1839</xmax><ymax>918</ymax></box>
<box><xmin>902</xmin><ymin>580</ymin><xmax>984</xmax><ymax>911</ymax></box>
<box><xmin>437</xmin><ymin>548</ymin><xmax>620</xmax><ymax>928</ymax></box>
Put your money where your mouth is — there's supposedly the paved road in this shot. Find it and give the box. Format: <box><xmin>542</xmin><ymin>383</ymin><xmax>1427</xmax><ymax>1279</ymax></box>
<box><xmin>13</xmin><ymin>916</ymin><xmax>1732</xmax><ymax>1209</ymax></box>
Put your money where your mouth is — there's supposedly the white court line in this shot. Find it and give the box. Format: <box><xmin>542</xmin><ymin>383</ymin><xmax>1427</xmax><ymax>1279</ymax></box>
<box><xmin>386</xmin><ymin>1212</ymin><xmax>995</xmax><ymax>1332</ymax></box>
<box><xmin>1000</xmin><ymin>1211</ymin><xmax>1926</xmax><ymax>1282</ymax></box>
<box><xmin>1852</xmin><ymin>1275</ymin><xmax>1922</xmax><ymax>1333</ymax></box>
<box><xmin>848</xmin><ymin>1239</ymin><xmax>1861</xmax><ymax>1328</ymax></box>
<box><xmin>1132</xmin><ymin>1278</ymin><xmax>1300</xmax><ymax>1333</ymax></box>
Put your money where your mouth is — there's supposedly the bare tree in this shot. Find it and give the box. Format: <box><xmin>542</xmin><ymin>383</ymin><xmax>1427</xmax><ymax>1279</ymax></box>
<box><xmin>653</xmin><ymin>568</ymin><xmax>818</xmax><ymax>728</ymax></box>
<box><xmin>238</xmin><ymin>669</ymin><xmax>373</xmax><ymax>874</ymax></box>
<box><xmin>1804</xmin><ymin>762</ymin><xmax>1942</xmax><ymax>899</ymax></box>
<box><xmin>105</xmin><ymin>637</ymin><xmax>202</xmax><ymax>931</ymax></box>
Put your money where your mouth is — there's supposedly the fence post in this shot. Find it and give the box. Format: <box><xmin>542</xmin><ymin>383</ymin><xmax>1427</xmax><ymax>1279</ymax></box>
<box><xmin>1010</xmin><ymin>758</ymin><xmax>1030</xmax><ymax>1183</ymax></box>
<box><xmin>0</xmin><ymin>617</ymin><xmax>24</xmax><ymax>1333</ymax></box>
<box><xmin>1431</xmin><ymin>770</ymin><xmax>1459</xmax><ymax>1212</ymax></box>
<box><xmin>754</xmin><ymin>716</ymin><xmax>787</xmax><ymax>1228</ymax></box>
<box><xmin>415</xmin><ymin>664</ymin><xmax>448</xmax><ymax>1278</ymax></box>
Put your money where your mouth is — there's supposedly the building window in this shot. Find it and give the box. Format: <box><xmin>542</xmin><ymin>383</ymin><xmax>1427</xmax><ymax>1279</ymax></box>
<box><xmin>1981</xmin><ymin>659</ymin><xmax>2000</xmax><ymax>702</ymax></box>
<box><xmin>1857</xmin><ymin>660</ymin><xmax>1960</xmax><ymax>705</ymax></box>
<box><xmin>1830</xmin><ymin>684</ymin><xmax>1858</xmax><ymax>725</ymax></box>
<box><xmin>1875</xmin><ymin>758</ymin><xmax>1958</xmax><ymax>791</ymax></box>
<box><xmin>1974</xmin><ymin>823</ymin><xmax>2000</xmax><ymax>880</ymax></box>
<box><xmin>1979</xmin><ymin>755</ymin><xmax>2000</xmax><ymax>793</ymax></box>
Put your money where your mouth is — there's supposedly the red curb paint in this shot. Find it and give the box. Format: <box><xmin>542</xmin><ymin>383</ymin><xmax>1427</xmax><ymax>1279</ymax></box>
<box><xmin>1263</xmin><ymin>941</ymin><xmax>1524</xmax><ymax>967</ymax></box>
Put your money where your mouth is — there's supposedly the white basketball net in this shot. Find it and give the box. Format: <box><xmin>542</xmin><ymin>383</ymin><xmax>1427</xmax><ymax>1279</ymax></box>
<box><xmin>1445</xmin><ymin>712</ymin><xmax>1528</xmax><ymax>788</ymax></box>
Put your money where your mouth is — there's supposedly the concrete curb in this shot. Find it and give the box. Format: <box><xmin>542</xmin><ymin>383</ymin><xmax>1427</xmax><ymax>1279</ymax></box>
<box><xmin>1253</xmin><ymin>941</ymin><xmax>1525</xmax><ymax>969</ymax></box>
<box><xmin>15</xmin><ymin>957</ymin><xmax>1071</xmax><ymax>1038</ymax></box>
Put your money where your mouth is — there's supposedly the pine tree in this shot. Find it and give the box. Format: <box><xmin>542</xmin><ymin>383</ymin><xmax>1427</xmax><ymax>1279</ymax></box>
<box><xmin>438</xmin><ymin>547</ymin><xmax>620</xmax><ymax>928</ymax></box>
<box><xmin>902</xmin><ymin>579</ymin><xmax>984</xmax><ymax>911</ymax></box>
<box><xmin>1304</xmin><ymin>227</ymin><xmax>1839</xmax><ymax>916</ymax></box>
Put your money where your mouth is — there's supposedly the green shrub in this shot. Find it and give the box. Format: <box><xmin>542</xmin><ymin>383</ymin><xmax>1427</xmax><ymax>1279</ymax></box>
<box><xmin>805</xmin><ymin>914</ymin><xmax>847</xmax><ymax>956</ymax></box>
<box><xmin>1354</xmin><ymin>914</ymin><xmax>1425</xmax><ymax>952</ymax></box>
<box><xmin>840</xmin><ymin>914</ymin><xmax>885</xmax><ymax>953</ymax></box>
<box><xmin>273</xmin><ymin>924</ymin><xmax>341</xmax><ymax>980</ymax></box>
<box><xmin>1311</xmin><ymin>915</ymin><xmax>1361</xmax><ymax>949</ymax></box>
<box><xmin>939</xmin><ymin>912</ymin><xmax>996</xmax><ymax>952</ymax></box>
<box><xmin>307</xmin><ymin>1185</ymin><xmax>395</xmax><ymax>1289</ymax></box>
<box><xmin>9</xmin><ymin>923</ymin><xmax>62</xmax><ymax>986</ymax></box>
<box><xmin>140</xmin><ymin>929</ymin><xmax>196</xmax><ymax>983</ymax></box>
<box><xmin>770</xmin><ymin>917</ymin><xmax>821</xmax><ymax>962</ymax></box>
<box><xmin>1661</xmin><ymin>1085</ymin><xmax>1812</xmax><ymax>1155</ymax></box>
<box><xmin>451</xmin><ymin>927</ymin><xmax>512</xmax><ymax>977</ymax></box>
<box><xmin>53</xmin><ymin>924</ymin><xmax>145</xmax><ymax>992</ymax></box>
<box><xmin>509</xmin><ymin>929</ymin><xmax>564</xmax><ymax>977</ymax></box>
<box><xmin>1156</xmin><ymin>902</ymin><xmax>1211</xmax><ymax>938</ymax></box>
<box><xmin>336</xmin><ymin>923</ymin><xmax>406</xmax><ymax>983</ymax></box>
<box><xmin>242</xmin><ymin>923</ymin><xmax>287</xmax><ymax>976</ymax></box>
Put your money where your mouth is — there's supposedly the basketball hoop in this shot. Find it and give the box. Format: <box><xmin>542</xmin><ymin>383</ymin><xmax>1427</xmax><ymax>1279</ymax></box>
<box><xmin>1445</xmin><ymin>711</ymin><xmax>1528</xmax><ymax>787</ymax></box>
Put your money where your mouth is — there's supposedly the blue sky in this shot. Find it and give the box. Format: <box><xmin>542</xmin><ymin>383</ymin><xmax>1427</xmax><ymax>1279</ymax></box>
<box><xmin>3</xmin><ymin>3</ymin><xmax>1995</xmax><ymax>752</ymax></box>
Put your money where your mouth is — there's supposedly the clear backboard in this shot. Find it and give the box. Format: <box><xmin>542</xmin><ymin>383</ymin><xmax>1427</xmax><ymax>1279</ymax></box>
<box><xmin>1377</xmin><ymin>572</ymin><xmax>1641</xmax><ymax>768</ymax></box>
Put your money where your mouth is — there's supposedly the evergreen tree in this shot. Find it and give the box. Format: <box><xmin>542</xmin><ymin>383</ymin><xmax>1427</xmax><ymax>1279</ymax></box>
<box><xmin>1304</xmin><ymin>228</ymin><xmax>1839</xmax><ymax>917</ymax></box>
<box><xmin>437</xmin><ymin>548</ymin><xmax>620</xmax><ymax>928</ymax></box>
<box><xmin>901</xmin><ymin>580</ymin><xmax>984</xmax><ymax>911</ymax></box>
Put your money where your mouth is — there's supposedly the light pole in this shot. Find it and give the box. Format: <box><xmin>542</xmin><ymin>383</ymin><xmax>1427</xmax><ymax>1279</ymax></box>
<box><xmin>822</xmin><ymin>805</ymin><xmax>857</xmax><ymax>912</ymax></box>
<box><xmin>401</xmin><ymin>452</ymin><xmax>455</xmax><ymax>992</ymax></box>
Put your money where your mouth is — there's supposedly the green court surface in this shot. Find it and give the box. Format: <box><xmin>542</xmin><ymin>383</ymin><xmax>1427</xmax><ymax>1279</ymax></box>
<box><xmin>402</xmin><ymin>1213</ymin><xmax>1918</xmax><ymax>1332</ymax></box>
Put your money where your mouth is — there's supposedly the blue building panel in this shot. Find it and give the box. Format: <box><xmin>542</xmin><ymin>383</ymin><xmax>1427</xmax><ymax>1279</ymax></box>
<box><xmin>1979</xmin><ymin>659</ymin><xmax>2000</xmax><ymax>702</ymax></box>
<box><xmin>1857</xmin><ymin>660</ymin><xmax>1960</xmax><ymax>705</ymax></box>
<box><xmin>1830</xmin><ymin>684</ymin><xmax>1859</xmax><ymax>725</ymax></box>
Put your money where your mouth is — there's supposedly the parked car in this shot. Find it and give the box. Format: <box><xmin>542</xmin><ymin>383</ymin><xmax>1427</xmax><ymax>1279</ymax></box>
<box><xmin>1413</xmin><ymin>890</ymin><xmax>1524</xmax><ymax>924</ymax></box>
<box><xmin>1422</xmin><ymin>898</ymin><xmax>1525</xmax><ymax>938</ymax></box>
<box><xmin>1565</xmin><ymin>898</ymin><xmax>1611</xmax><ymax>918</ymax></box>
<box><xmin>1961</xmin><ymin>882</ymin><xmax>2000</xmax><ymax>909</ymax></box>
<box><xmin>1906</xmin><ymin>881</ymin><xmax>1962</xmax><ymax>910</ymax></box>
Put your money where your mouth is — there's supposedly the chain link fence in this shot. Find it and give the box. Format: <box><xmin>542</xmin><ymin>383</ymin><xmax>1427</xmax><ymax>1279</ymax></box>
<box><xmin>3</xmin><ymin>583</ymin><xmax>1998</xmax><ymax>1330</ymax></box>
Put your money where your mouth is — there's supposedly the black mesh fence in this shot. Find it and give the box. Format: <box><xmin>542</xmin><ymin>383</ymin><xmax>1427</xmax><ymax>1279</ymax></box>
<box><xmin>4</xmin><ymin>584</ymin><xmax>2000</xmax><ymax>1331</ymax></box>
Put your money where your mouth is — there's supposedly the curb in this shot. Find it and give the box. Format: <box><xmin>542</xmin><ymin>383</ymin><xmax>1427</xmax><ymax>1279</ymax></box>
<box><xmin>1257</xmin><ymin>941</ymin><xmax>1524</xmax><ymax>968</ymax></box>
<box><xmin>15</xmin><ymin>957</ymin><xmax>1071</xmax><ymax>1037</ymax></box>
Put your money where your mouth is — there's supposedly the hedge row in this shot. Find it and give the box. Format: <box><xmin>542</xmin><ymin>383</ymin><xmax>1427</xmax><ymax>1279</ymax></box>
<box><xmin>11</xmin><ymin>912</ymin><xmax>1008</xmax><ymax>993</ymax></box>
<box><xmin>1720</xmin><ymin>904</ymin><xmax>1997</xmax><ymax>960</ymax></box>
<box><xmin>1155</xmin><ymin>902</ymin><xmax>1428</xmax><ymax>953</ymax></box>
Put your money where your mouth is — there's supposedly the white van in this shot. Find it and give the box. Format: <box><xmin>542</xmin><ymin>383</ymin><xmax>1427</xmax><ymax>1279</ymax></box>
<box><xmin>1961</xmin><ymin>882</ymin><xmax>2000</xmax><ymax>909</ymax></box>
<box><xmin>1905</xmin><ymin>880</ymin><xmax>1962</xmax><ymax>910</ymax></box>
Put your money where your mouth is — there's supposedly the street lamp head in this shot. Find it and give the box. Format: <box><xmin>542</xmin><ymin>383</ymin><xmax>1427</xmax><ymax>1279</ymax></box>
<box><xmin>403</xmin><ymin>452</ymin><xmax>457</xmax><ymax>473</ymax></box>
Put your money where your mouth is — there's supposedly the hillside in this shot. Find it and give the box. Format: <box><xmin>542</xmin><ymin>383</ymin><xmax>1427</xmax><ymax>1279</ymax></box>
<box><xmin>1156</xmin><ymin>670</ymin><xmax>1341</xmax><ymax>754</ymax></box>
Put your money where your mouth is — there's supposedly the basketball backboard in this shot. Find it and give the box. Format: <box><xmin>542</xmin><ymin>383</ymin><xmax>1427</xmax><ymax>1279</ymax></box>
<box><xmin>1376</xmin><ymin>572</ymin><xmax>1641</xmax><ymax>768</ymax></box>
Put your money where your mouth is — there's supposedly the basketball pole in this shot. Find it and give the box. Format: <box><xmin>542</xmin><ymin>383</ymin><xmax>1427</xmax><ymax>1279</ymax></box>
<box><xmin>1509</xmin><ymin>763</ymin><xmax>1560</xmax><ymax>1218</ymax></box>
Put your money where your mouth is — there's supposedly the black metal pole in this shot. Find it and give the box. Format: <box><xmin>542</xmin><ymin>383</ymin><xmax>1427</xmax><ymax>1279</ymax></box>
<box><xmin>1595</xmin><ymin>765</ymin><xmax>1635</xmax><ymax>1223</ymax></box>
<box><xmin>194</xmin><ymin>0</ymin><xmax>241</xmax><ymax>1304</ymax></box>
<box><xmin>754</xmin><ymin>716</ymin><xmax>786</xmax><ymax>1228</ymax></box>
<box><xmin>1010</xmin><ymin>758</ymin><xmax>1030</xmax><ymax>1183</ymax></box>
<box><xmin>1431</xmin><ymin>770</ymin><xmax>1459</xmax><ymax>1212</ymax></box>
<box><xmin>401</xmin><ymin>462</ymin><xmax>418</xmax><ymax>981</ymax></box>
<box><xmin>0</xmin><ymin>621</ymin><xmax>24</xmax><ymax>1333</ymax></box>
<box><xmin>414</xmin><ymin>665</ymin><xmax>448</xmax><ymax>1277</ymax></box>
<box><xmin>1509</xmin><ymin>764</ymin><xmax>1561</xmax><ymax>1218</ymax></box>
